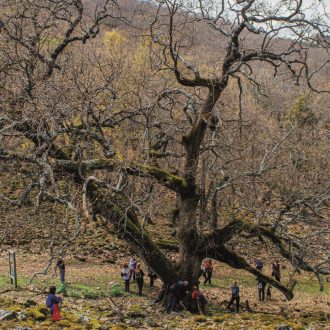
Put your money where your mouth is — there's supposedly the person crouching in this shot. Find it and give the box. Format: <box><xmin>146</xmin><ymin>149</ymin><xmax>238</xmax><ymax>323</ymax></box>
<box><xmin>192</xmin><ymin>285</ymin><xmax>207</xmax><ymax>314</ymax></box>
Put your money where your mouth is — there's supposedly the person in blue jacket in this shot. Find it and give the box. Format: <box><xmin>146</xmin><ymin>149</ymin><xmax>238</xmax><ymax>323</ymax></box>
<box><xmin>46</xmin><ymin>286</ymin><xmax>62</xmax><ymax>317</ymax></box>
<box><xmin>227</xmin><ymin>281</ymin><xmax>240</xmax><ymax>313</ymax></box>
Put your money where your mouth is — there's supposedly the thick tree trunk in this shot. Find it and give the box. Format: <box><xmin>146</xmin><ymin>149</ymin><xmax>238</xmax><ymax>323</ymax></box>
<box><xmin>177</xmin><ymin>197</ymin><xmax>203</xmax><ymax>286</ymax></box>
<box><xmin>174</xmin><ymin>88</ymin><xmax>224</xmax><ymax>294</ymax></box>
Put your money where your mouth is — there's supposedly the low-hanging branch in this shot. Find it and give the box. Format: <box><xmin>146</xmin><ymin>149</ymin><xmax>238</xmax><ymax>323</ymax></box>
<box><xmin>86</xmin><ymin>180</ymin><xmax>178</xmax><ymax>284</ymax></box>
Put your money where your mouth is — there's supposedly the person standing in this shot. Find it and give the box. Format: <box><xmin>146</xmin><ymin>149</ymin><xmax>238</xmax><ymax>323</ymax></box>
<box><xmin>121</xmin><ymin>263</ymin><xmax>130</xmax><ymax>292</ymax></box>
<box><xmin>56</xmin><ymin>258</ymin><xmax>65</xmax><ymax>283</ymax></box>
<box><xmin>129</xmin><ymin>255</ymin><xmax>136</xmax><ymax>282</ymax></box>
<box><xmin>147</xmin><ymin>267</ymin><xmax>157</xmax><ymax>288</ymax></box>
<box><xmin>272</xmin><ymin>261</ymin><xmax>281</xmax><ymax>282</ymax></box>
<box><xmin>135</xmin><ymin>263</ymin><xmax>145</xmax><ymax>295</ymax></box>
<box><xmin>266</xmin><ymin>285</ymin><xmax>272</xmax><ymax>302</ymax></box>
<box><xmin>227</xmin><ymin>281</ymin><xmax>240</xmax><ymax>313</ymax></box>
<box><xmin>204</xmin><ymin>259</ymin><xmax>213</xmax><ymax>285</ymax></box>
<box><xmin>56</xmin><ymin>258</ymin><xmax>66</xmax><ymax>295</ymax></box>
<box><xmin>257</xmin><ymin>278</ymin><xmax>267</xmax><ymax>302</ymax></box>
<box><xmin>46</xmin><ymin>286</ymin><xmax>62</xmax><ymax>322</ymax></box>
<box><xmin>255</xmin><ymin>258</ymin><xmax>264</xmax><ymax>271</ymax></box>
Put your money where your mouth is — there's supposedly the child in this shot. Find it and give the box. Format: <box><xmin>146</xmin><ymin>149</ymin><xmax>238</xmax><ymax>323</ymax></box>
<box><xmin>192</xmin><ymin>285</ymin><xmax>207</xmax><ymax>314</ymax></box>
<box><xmin>121</xmin><ymin>263</ymin><xmax>130</xmax><ymax>292</ymax></box>
<box><xmin>46</xmin><ymin>286</ymin><xmax>62</xmax><ymax>322</ymax></box>
<box><xmin>266</xmin><ymin>285</ymin><xmax>272</xmax><ymax>302</ymax></box>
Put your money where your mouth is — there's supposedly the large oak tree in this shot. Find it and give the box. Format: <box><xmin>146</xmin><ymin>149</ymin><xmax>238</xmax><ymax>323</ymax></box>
<box><xmin>0</xmin><ymin>0</ymin><xmax>329</xmax><ymax>303</ymax></box>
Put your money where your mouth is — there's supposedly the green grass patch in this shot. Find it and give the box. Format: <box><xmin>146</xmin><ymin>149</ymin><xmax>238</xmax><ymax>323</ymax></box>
<box><xmin>109</xmin><ymin>283</ymin><xmax>124</xmax><ymax>297</ymax></box>
<box><xmin>207</xmin><ymin>272</ymin><xmax>329</xmax><ymax>296</ymax></box>
<box><xmin>295</xmin><ymin>278</ymin><xmax>330</xmax><ymax>295</ymax></box>
<box><xmin>67</xmin><ymin>283</ymin><xmax>107</xmax><ymax>299</ymax></box>
<box><xmin>0</xmin><ymin>275</ymin><xmax>31</xmax><ymax>290</ymax></box>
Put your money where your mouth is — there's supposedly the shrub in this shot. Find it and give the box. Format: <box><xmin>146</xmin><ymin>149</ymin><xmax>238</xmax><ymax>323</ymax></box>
<box><xmin>109</xmin><ymin>284</ymin><xmax>124</xmax><ymax>297</ymax></box>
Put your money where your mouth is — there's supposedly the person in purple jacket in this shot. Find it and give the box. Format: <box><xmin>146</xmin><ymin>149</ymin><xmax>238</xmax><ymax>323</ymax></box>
<box><xmin>46</xmin><ymin>286</ymin><xmax>62</xmax><ymax>317</ymax></box>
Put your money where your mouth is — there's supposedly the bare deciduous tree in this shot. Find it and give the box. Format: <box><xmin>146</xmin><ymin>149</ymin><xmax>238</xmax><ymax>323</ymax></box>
<box><xmin>0</xmin><ymin>0</ymin><xmax>329</xmax><ymax>305</ymax></box>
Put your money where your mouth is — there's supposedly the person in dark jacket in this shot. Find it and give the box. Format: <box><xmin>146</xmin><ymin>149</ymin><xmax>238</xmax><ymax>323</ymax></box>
<box><xmin>227</xmin><ymin>281</ymin><xmax>240</xmax><ymax>313</ymax></box>
<box><xmin>166</xmin><ymin>280</ymin><xmax>189</xmax><ymax>313</ymax></box>
<box><xmin>56</xmin><ymin>258</ymin><xmax>65</xmax><ymax>283</ymax></box>
<box><xmin>135</xmin><ymin>263</ymin><xmax>145</xmax><ymax>295</ymax></box>
<box><xmin>255</xmin><ymin>258</ymin><xmax>264</xmax><ymax>271</ymax></box>
<box><xmin>55</xmin><ymin>258</ymin><xmax>66</xmax><ymax>294</ymax></box>
<box><xmin>46</xmin><ymin>286</ymin><xmax>62</xmax><ymax>320</ymax></box>
<box><xmin>257</xmin><ymin>278</ymin><xmax>267</xmax><ymax>302</ymax></box>
<box><xmin>271</xmin><ymin>261</ymin><xmax>281</xmax><ymax>282</ymax></box>
<box><xmin>147</xmin><ymin>267</ymin><xmax>157</xmax><ymax>288</ymax></box>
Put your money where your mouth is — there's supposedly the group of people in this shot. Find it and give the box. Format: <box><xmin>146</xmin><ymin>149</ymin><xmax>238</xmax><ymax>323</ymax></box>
<box><xmin>154</xmin><ymin>279</ymin><xmax>240</xmax><ymax>314</ymax></box>
<box><xmin>45</xmin><ymin>256</ymin><xmax>282</xmax><ymax>321</ymax></box>
<box><xmin>153</xmin><ymin>280</ymin><xmax>208</xmax><ymax>314</ymax></box>
<box><xmin>255</xmin><ymin>258</ymin><xmax>281</xmax><ymax>302</ymax></box>
<box><xmin>121</xmin><ymin>255</ymin><xmax>158</xmax><ymax>295</ymax></box>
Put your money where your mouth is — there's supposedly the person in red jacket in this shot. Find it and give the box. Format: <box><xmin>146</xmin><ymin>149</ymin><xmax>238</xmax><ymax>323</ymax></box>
<box><xmin>192</xmin><ymin>285</ymin><xmax>207</xmax><ymax>314</ymax></box>
<box><xmin>204</xmin><ymin>259</ymin><xmax>213</xmax><ymax>285</ymax></box>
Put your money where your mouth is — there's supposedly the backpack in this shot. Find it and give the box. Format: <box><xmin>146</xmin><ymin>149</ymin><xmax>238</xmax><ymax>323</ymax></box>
<box><xmin>51</xmin><ymin>303</ymin><xmax>61</xmax><ymax>322</ymax></box>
